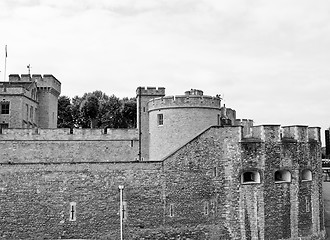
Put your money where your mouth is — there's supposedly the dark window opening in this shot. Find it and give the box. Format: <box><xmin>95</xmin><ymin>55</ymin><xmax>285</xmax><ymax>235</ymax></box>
<box><xmin>169</xmin><ymin>204</ymin><xmax>174</xmax><ymax>217</ymax></box>
<box><xmin>204</xmin><ymin>202</ymin><xmax>209</xmax><ymax>215</ymax></box>
<box><xmin>213</xmin><ymin>166</ymin><xmax>217</xmax><ymax>177</ymax></box>
<box><xmin>131</xmin><ymin>140</ymin><xmax>134</xmax><ymax>147</ymax></box>
<box><xmin>69</xmin><ymin>202</ymin><xmax>76</xmax><ymax>221</ymax></box>
<box><xmin>302</xmin><ymin>169</ymin><xmax>312</xmax><ymax>181</ymax></box>
<box><xmin>241</xmin><ymin>171</ymin><xmax>260</xmax><ymax>184</ymax></box>
<box><xmin>1</xmin><ymin>102</ymin><xmax>9</xmax><ymax>114</ymax></box>
<box><xmin>274</xmin><ymin>170</ymin><xmax>291</xmax><ymax>183</ymax></box>
<box><xmin>157</xmin><ymin>114</ymin><xmax>163</xmax><ymax>126</ymax></box>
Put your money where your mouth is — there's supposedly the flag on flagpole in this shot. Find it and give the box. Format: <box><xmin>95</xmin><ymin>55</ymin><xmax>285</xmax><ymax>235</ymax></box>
<box><xmin>5</xmin><ymin>45</ymin><xmax>7</xmax><ymax>58</ymax></box>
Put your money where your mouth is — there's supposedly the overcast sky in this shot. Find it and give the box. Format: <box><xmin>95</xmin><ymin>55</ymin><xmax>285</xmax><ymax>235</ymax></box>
<box><xmin>1</xmin><ymin>0</ymin><xmax>330</xmax><ymax>142</ymax></box>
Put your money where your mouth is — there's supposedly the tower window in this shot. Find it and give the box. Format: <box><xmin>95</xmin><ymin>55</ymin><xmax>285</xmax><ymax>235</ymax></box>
<box><xmin>30</xmin><ymin>106</ymin><xmax>33</xmax><ymax>120</ymax></box>
<box><xmin>274</xmin><ymin>170</ymin><xmax>291</xmax><ymax>183</ymax></box>
<box><xmin>203</xmin><ymin>201</ymin><xmax>209</xmax><ymax>215</ymax></box>
<box><xmin>26</xmin><ymin>104</ymin><xmax>29</xmax><ymax>120</ymax></box>
<box><xmin>69</xmin><ymin>202</ymin><xmax>76</xmax><ymax>221</ymax></box>
<box><xmin>1</xmin><ymin>102</ymin><xmax>9</xmax><ymax>114</ymax></box>
<box><xmin>241</xmin><ymin>171</ymin><xmax>260</xmax><ymax>184</ymax></box>
<box><xmin>157</xmin><ymin>114</ymin><xmax>163</xmax><ymax>126</ymax></box>
<box><xmin>302</xmin><ymin>169</ymin><xmax>312</xmax><ymax>181</ymax></box>
<box><xmin>169</xmin><ymin>204</ymin><xmax>174</xmax><ymax>217</ymax></box>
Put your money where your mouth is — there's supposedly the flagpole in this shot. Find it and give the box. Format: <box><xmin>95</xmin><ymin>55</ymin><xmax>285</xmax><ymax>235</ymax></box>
<box><xmin>4</xmin><ymin>45</ymin><xmax>7</xmax><ymax>81</ymax></box>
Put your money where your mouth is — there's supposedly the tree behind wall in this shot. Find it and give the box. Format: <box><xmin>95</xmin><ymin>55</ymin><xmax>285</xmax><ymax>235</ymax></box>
<box><xmin>57</xmin><ymin>91</ymin><xmax>137</xmax><ymax>129</ymax></box>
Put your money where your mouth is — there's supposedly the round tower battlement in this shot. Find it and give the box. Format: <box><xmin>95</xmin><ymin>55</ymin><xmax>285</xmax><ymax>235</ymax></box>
<box><xmin>148</xmin><ymin>95</ymin><xmax>221</xmax><ymax>112</ymax></box>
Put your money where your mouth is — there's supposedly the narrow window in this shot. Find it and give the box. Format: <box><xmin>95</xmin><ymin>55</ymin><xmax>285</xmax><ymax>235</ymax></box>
<box><xmin>169</xmin><ymin>204</ymin><xmax>174</xmax><ymax>217</ymax></box>
<box><xmin>203</xmin><ymin>201</ymin><xmax>209</xmax><ymax>215</ymax></box>
<box><xmin>69</xmin><ymin>202</ymin><xmax>76</xmax><ymax>221</ymax></box>
<box><xmin>274</xmin><ymin>170</ymin><xmax>291</xmax><ymax>183</ymax></box>
<box><xmin>213</xmin><ymin>166</ymin><xmax>217</xmax><ymax>177</ymax></box>
<box><xmin>210</xmin><ymin>199</ymin><xmax>217</xmax><ymax>214</ymax></box>
<box><xmin>122</xmin><ymin>201</ymin><xmax>127</xmax><ymax>220</ymax></box>
<box><xmin>1</xmin><ymin>102</ymin><xmax>9</xmax><ymax>114</ymax></box>
<box><xmin>26</xmin><ymin>104</ymin><xmax>29</xmax><ymax>120</ymax></box>
<box><xmin>70</xmin><ymin>127</ymin><xmax>73</xmax><ymax>134</ymax></box>
<box><xmin>130</xmin><ymin>140</ymin><xmax>134</xmax><ymax>147</ymax></box>
<box><xmin>157</xmin><ymin>114</ymin><xmax>163</xmax><ymax>126</ymax></box>
<box><xmin>302</xmin><ymin>169</ymin><xmax>312</xmax><ymax>181</ymax></box>
<box><xmin>30</xmin><ymin>106</ymin><xmax>33</xmax><ymax>120</ymax></box>
<box><xmin>143</xmin><ymin>107</ymin><xmax>146</xmax><ymax>112</ymax></box>
<box><xmin>217</xmin><ymin>114</ymin><xmax>221</xmax><ymax>125</ymax></box>
<box><xmin>241</xmin><ymin>171</ymin><xmax>260</xmax><ymax>184</ymax></box>
<box><xmin>305</xmin><ymin>196</ymin><xmax>310</xmax><ymax>212</ymax></box>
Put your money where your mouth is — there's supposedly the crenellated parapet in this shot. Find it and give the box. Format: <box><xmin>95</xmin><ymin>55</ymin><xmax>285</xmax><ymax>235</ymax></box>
<box><xmin>136</xmin><ymin>87</ymin><xmax>165</xmax><ymax>97</ymax></box>
<box><xmin>35</xmin><ymin>74</ymin><xmax>61</xmax><ymax>97</ymax></box>
<box><xmin>242</xmin><ymin>125</ymin><xmax>321</xmax><ymax>143</ymax></box>
<box><xmin>148</xmin><ymin>95</ymin><xmax>221</xmax><ymax>112</ymax></box>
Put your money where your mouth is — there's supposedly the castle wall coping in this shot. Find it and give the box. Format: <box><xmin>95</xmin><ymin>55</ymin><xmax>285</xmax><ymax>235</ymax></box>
<box><xmin>148</xmin><ymin>95</ymin><xmax>221</xmax><ymax>111</ymax></box>
<box><xmin>0</xmin><ymin>128</ymin><xmax>138</xmax><ymax>140</ymax></box>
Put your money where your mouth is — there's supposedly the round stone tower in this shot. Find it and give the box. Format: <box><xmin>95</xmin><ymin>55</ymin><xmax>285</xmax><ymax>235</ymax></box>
<box><xmin>148</xmin><ymin>89</ymin><xmax>225</xmax><ymax>160</ymax></box>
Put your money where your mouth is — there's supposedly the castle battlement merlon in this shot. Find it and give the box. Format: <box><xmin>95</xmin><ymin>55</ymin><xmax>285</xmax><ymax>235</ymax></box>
<box><xmin>244</xmin><ymin>125</ymin><xmax>321</xmax><ymax>143</ymax></box>
<box><xmin>148</xmin><ymin>95</ymin><xmax>221</xmax><ymax>111</ymax></box>
<box><xmin>36</xmin><ymin>74</ymin><xmax>61</xmax><ymax>95</ymax></box>
<box><xmin>136</xmin><ymin>87</ymin><xmax>166</xmax><ymax>97</ymax></box>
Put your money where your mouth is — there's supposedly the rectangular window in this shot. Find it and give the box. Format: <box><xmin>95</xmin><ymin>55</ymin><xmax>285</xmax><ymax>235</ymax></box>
<box><xmin>217</xmin><ymin>114</ymin><xmax>220</xmax><ymax>125</ymax></box>
<box><xmin>169</xmin><ymin>204</ymin><xmax>174</xmax><ymax>217</ymax></box>
<box><xmin>122</xmin><ymin>201</ymin><xmax>127</xmax><ymax>220</ymax></box>
<box><xmin>130</xmin><ymin>140</ymin><xmax>134</xmax><ymax>147</ymax></box>
<box><xmin>30</xmin><ymin>106</ymin><xmax>33</xmax><ymax>121</ymax></box>
<box><xmin>306</xmin><ymin>196</ymin><xmax>310</xmax><ymax>212</ymax></box>
<box><xmin>143</xmin><ymin>107</ymin><xmax>146</xmax><ymax>112</ymax></box>
<box><xmin>1</xmin><ymin>102</ymin><xmax>9</xmax><ymax>114</ymax></box>
<box><xmin>26</xmin><ymin>104</ymin><xmax>29</xmax><ymax>120</ymax></box>
<box><xmin>213</xmin><ymin>166</ymin><xmax>217</xmax><ymax>177</ymax></box>
<box><xmin>157</xmin><ymin>114</ymin><xmax>163</xmax><ymax>126</ymax></box>
<box><xmin>69</xmin><ymin>202</ymin><xmax>76</xmax><ymax>221</ymax></box>
<box><xmin>204</xmin><ymin>201</ymin><xmax>209</xmax><ymax>215</ymax></box>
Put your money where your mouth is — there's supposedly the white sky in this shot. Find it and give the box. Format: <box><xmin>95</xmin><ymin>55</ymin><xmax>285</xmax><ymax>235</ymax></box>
<box><xmin>1</xmin><ymin>0</ymin><xmax>330</xmax><ymax>142</ymax></box>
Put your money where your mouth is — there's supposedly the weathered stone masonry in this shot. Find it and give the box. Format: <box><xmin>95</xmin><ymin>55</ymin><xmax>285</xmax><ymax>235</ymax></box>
<box><xmin>0</xmin><ymin>84</ymin><xmax>326</xmax><ymax>239</ymax></box>
<box><xmin>0</xmin><ymin>125</ymin><xmax>325</xmax><ymax>239</ymax></box>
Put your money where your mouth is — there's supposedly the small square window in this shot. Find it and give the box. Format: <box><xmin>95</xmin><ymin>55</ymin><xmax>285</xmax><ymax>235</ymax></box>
<box><xmin>157</xmin><ymin>114</ymin><xmax>163</xmax><ymax>126</ymax></box>
<box><xmin>1</xmin><ymin>102</ymin><xmax>9</xmax><ymax>114</ymax></box>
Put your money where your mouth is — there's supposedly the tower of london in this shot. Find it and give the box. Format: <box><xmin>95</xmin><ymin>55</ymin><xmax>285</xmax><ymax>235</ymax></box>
<box><xmin>0</xmin><ymin>75</ymin><xmax>325</xmax><ymax>239</ymax></box>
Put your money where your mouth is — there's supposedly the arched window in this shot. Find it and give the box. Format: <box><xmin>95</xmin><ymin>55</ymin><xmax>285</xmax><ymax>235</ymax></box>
<box><xmin>302</xmin><ymin>169</ymin><xmax>312</xmax><ymax>181</ymax></box>
<box><xmin>274</xmin><ymin>170</ymin><xmax>291</xmax><ymax>183</ymax></box>
<box><xmin>241</xmin><ymin>171</ymin><xmax>260</xmax><ymax>184</ymax></box>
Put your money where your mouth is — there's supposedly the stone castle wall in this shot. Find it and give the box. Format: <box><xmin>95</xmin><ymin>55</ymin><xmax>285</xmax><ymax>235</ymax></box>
<box><xmin>0</xmin><ymin>125</ymin><xmax>325</xmax><ymax>239</ymax></box>
<box><xmin>0</xmin><ymin>128</ymin><xmax>139</xmax><ymax>163</ymax></box>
